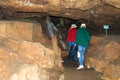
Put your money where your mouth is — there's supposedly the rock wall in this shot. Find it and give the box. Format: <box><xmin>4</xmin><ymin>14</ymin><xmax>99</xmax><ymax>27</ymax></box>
<box><xmin>85</xmin><ymin>36</ymin><xmax>120</xmax><ymax>80</ymax></box>
<box><xmin>0</xmin><ymin>0</ymin><xmax>120</xmax><ymax>29</ymax></box>
<box><xmin>0</xmin><ymin>20</ymin><xmax>63</xmax><ymax>80</ymax></box>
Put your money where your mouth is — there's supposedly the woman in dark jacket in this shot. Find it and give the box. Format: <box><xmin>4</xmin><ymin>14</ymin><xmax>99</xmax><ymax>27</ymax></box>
<box><xmin>75</xmin><ymin>23</ymin><xmax>91</xmax><ymax>69</ymax></box>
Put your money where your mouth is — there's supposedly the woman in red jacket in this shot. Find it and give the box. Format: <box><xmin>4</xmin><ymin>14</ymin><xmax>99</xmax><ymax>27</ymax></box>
<box><xmin>67</xmin><ymin>24</ymin><xmax>77</xmax><ymax>54</ymax></box>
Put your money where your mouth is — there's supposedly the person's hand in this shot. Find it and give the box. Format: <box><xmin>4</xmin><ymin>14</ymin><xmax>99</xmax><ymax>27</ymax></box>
<box><xmin>74</xmin><ymin>44</ymin><xmax>76</xmax><ymax>46</ymax></box>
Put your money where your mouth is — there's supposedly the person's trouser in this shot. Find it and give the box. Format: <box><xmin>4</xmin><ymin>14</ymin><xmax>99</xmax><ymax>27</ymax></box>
<box><xmin>68</xmin><ymin>42</ymin><xmax>74</xmax><ymax>53</ymax></box>
<box><xmin>77</xmin><ymin>45</ymin><xmax>86</xmax><ymax>66</ymax></box>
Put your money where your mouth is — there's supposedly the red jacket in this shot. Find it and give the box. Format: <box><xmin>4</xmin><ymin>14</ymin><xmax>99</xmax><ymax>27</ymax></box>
<box><xmin>67</xmin><ymin>28</ymin><xmax>77</xmax><ymax>42</ymax></box>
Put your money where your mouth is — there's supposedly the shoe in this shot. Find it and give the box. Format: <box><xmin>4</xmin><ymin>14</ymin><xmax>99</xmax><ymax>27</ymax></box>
<box><xmin>86</xmin><ymin>65</ymin><xmax>94</xmax><ymax>70</ymax></box>
<box><xmin>77</xmin><ymin>65</ymin><xmax>84</xmax><ymax>70</ymax></box>
<box><xmin>86</xmin><ymin>65</ymin><xmax>91</xmax><ymax>69</ymax></box>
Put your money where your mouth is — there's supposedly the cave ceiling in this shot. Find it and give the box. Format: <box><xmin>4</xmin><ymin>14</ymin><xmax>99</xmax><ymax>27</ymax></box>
<box><xmin>0</xmin><ymin>0</ymin><xmax>120</xmax><ymax>29</ymax></box>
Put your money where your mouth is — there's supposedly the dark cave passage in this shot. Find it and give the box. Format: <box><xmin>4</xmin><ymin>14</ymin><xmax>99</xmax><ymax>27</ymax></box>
<box><xmin>0</xmin><ymin>15</ymin><xmax>120</xmax><ymax>80</ymax></box>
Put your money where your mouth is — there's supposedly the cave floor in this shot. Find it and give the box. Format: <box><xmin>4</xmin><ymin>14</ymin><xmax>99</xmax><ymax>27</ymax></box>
<box><xmin>63</xmin><ymin>57</ymin><xmax>103</xmax><ymax>80</ymax></box>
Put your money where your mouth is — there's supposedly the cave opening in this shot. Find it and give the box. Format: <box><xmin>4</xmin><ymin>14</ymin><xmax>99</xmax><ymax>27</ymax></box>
<box><xmin>0</xmin><ymin>2</ymin><xmax>120</xmax><ymax>79</ymax></box>
<box><xmin>0</xmin><ymin>14</ymin><xmax>120</xmax><ymax>80</ymax></box>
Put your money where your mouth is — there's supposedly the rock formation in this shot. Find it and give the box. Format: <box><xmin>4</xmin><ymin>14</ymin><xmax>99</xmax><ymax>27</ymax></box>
<box><xmin>0</xmin><ymin>0</ymin><xmax>120</xmax><ymax>29</ymax></box>
<box><xmin>0</xmin><ymin>20</ymin><xmax>63</xmax><ymax>80</ymax></box>
<box><xmin>0</xmin><ymin>0</ymin><xmax>120</xmax><ymax>80</ymax></box>
<box><xmin>85</xmin><ymin>36</ymin><xmax>120</xmax><ymax>80</ymax></box>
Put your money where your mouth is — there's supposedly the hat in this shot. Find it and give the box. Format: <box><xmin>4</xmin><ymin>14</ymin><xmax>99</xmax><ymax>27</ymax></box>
<box><xmin>80</xmin><ymin>23</ymin><xmax>86</xmax><ymax>28</ymax></box>
<box><xmin>71</xmin><ymin>24</ymin><xmax>77</xmax><ymax>28</ymax></box>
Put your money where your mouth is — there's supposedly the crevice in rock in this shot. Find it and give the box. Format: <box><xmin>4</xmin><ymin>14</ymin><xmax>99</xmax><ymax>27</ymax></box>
<box><xmin>100</xmin><ymin>0</ymin><xmax>120</xmax><ymax>9</ymax></box>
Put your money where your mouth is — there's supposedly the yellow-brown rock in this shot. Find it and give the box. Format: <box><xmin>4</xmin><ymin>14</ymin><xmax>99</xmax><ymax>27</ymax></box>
<box><xmin>0</xmin><ymin>20</ymin><xmax>63</xmax><ymax>80</ymax></box>
<box><xmin>0</xmin><ymin>0</ymin><xmax>120</xmax><ymax>28</ymax></box>
<box><xmin>85</xmin><ymin>36</ymin><xmax>120</xmax><ymax>80</ymax></box>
